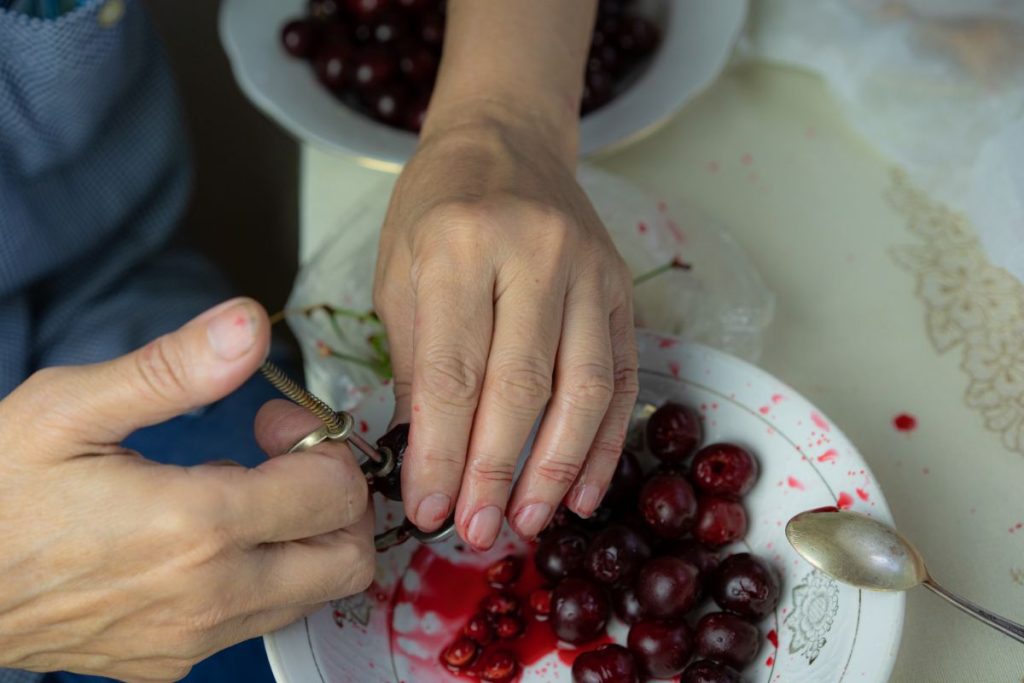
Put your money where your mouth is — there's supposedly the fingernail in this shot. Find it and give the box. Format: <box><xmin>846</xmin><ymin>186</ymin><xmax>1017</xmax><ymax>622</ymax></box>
<box><xmin>512</xmin><ymin>503</ymin><xmax>552</xmax><ymax>540</ymax></box>
<box><xmin>569</xmin><ymin>484</ymin><xmax>602</xmax><ymax>518</ymax></box>
<box><xmin>467</xmin><ymin>505</ymin><xmax>502</xmax><ymax>550</ymax></box>
<box><xmin>415</xmin><ymin>493</ymin><xmax>451</xmax><ymax>530</ymax></box>
<box><xmin>207</xmin><ymin>302</ymin><xmax>257</xmax><ymax>360</ymax></box>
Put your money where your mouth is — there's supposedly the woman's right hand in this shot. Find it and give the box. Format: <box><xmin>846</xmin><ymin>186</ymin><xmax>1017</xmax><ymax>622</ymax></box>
<box><xmin>0</xmin><ymin>299</ymin><xmax>375</xmax><ymax>683</ymax></box>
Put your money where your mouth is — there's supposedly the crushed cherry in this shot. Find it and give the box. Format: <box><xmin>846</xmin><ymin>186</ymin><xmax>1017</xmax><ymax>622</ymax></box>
<box><xmin>441</xmin><ymin>636</ymin><xmax>479</xmax><ymax>670</ymax></box>
<box><xmin>486</xmin><ymin>555</ymin><xmax>523</xmax><ymax>588</ymax></box>
<box><xmin>690</xmin><ymin>443</ymin><xmax>759</xmax><ymax>498</ymax></box>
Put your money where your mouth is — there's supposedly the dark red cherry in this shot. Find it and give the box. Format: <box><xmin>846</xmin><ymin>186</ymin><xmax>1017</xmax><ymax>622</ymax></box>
<box><xmin>711</xmin><ymin>553</ymin><xmax>780</xmax><ymax>619</ymax></box>
<box><xmin>611</xmin><ymin>583</ymin><xmax>647</xmax><ymax>625</ymax></box>
<box><xmin>313</xmin><ymin>42</ymin><xmax>353</xmax><ymax>90</ymax></box>
<box><xmin>494</xmin><ymin>615</ymin><xmax>523</xmax><ymax>640</ymax></box>
<box><xmin>690</xmin><ymin>443</ymin><xmax>759</xmax><ymax>498</ymax></box>
<box><xmin>616</xmin><ymin>16</ymin><xmax>660</xmax><ymax>56</ymax></box>
<box><xmin>572</xmin><ymin>644</ymin><xmax>640</xmax><ymax>683</ymax></box>
<box><xmin>345</xmin><ymin>0</ymin><xmax>391</xmax><ymax>20</ymax></box>
<box><xmin>418</xmin><ymin>10</ymin><xmax>445</xmax><ymax>45</ymax></box>
<box><xmin>281</xmin><ymin>20</ymin><xmax>317</xmax><ymax>58</ymax></box>
<box><xmin>693</xmin><ymin>496</ymin><xmax>747</xmax><ymax>548</ymax></box>
<box><xmin>551</xmin><ymin>577</ymin><xmax>610</xmax><ymax>644</ymax></box>
<box><xmin>604</xmin><ymin>451</ymin><xmax>644</xmax><ymax>506</ymax></box>
<box><xmin>695</xmin><ymin>611</ymin><xmax>761</xmax><ymax>669</ymax></box>
<box><xmin>364</xmin><ymin>85</ymin><xmax>408</xmax><ymax>125</ymax></box>
<box><xmin>585</xmin><ymin>524</ymin><xmax>651</xmax><ymax>584</ymax></box>
<box><xmin>529</xmin><ymin>588</ymin><xmax>552</xmax><ymax>621</ymax></box>
<box><xmin>638</xmin><ymin>474</ymin><xmax>697</xmax><ymax>539</ymax></box>
<box><xmin>627</xmin><ymin>618</ymin><xmax>694</xmax><ymax>679</ymax></box>
<box><xmin>634</xmin><ymin>556</ymin><xmax>700</xmax><ymax>620</ymax></box>
<box><xmin>371</xmin><ymin>11</ymin><xmax>408</xmax><ymax>44</ymax></box>
<box><xmin>681</xmin><ymin>659</ymin><xmax>744</xmax><ymax>683</ymax></box>
<box><xmin>671</xmin><ymin>539</ymin><xmax>721</xmax><ymax>576</ymax></box>
<box><xmin>535</xmin><ymin>526</ymin><xmax>588</xmax><ymax>582</ymax></box>
<box><xmin>397</xmin><ymin>43</ymin><xmax>438</xmax><ymax>86</ymax></box>
<box><xmin>351</xmin><ymin>46</ymin><xmax>398</xmax><ymax>90</ymax></box>
<box><xmin>646</xmin><ymin>402</ymin><xmax>702</xmax><ymax>464</ymax></box>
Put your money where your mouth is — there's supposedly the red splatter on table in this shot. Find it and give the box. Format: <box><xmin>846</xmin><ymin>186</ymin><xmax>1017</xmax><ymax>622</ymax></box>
<box><xmin>893</xmin><ymin>413</ymin><xmax>917</xmax><ymax>431</ymax></box>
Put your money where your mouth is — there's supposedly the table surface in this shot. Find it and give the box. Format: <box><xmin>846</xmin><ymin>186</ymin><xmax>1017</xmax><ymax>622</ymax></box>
<box><xmin>298</xmin><ymin>62</ymin><xmax>1024</xmax><ymax>682</ymax></box>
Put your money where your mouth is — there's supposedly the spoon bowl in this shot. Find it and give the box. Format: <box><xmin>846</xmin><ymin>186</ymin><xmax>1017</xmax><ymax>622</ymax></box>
<box><xmin>786</xmin><ymin>509</ymin><xmax>926</xmax><ymax>592</ymax></box>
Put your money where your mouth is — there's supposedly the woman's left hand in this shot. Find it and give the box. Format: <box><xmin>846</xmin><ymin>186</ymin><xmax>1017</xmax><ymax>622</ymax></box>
<box><xmin>373</xmin><ymin>107</ymin><xmax>638</xmax><ymax>551</ymax></box>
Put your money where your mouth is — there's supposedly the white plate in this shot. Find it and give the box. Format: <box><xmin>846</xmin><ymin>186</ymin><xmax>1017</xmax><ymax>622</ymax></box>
<box><xmin>218</xmin><ymin>0</ymin><xmax>747</xmax><ymax>170</ymax></box>
<box><xmin>265</xmin><ymin>332</ymin><xmax>904</xmax><ymax>682</ymax></box>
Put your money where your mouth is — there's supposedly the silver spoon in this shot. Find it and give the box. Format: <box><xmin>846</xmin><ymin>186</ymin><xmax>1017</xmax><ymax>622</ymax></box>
<box><xmin>786</xmin><ymin>508</ymin><xmax>1024</xmax><ymax>644</ymax></box>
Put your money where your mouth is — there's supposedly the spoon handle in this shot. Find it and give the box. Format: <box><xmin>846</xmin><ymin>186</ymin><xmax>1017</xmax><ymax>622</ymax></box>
<box><xmin>922</xmin><ymin>578</ymin><xmax>1024</xmax><ymax>644</ymax></box>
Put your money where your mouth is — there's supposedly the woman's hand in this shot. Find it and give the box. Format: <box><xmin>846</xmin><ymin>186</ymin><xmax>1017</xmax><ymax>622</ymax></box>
<box><xmin>374</xmin><ymin>108</ymin><xmax>638</xmax><ymax>550</ymax></box>
<box><xmin>0</xmin><ymin>300</ymin><xmax>375</xmax><ymax>683</ymax></box>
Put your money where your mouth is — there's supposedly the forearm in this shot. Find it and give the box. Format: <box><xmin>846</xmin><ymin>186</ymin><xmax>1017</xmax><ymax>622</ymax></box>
<box><xmin>422</xmin><ymin>0</ymin><xmax>597</xmax><ymax>165</ymax></box>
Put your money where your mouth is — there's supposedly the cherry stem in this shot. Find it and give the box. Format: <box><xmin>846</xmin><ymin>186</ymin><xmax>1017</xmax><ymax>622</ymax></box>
<box><xmin>632</xmin><ymin>258</ymin><xmax>692</xmax><ymax>286</ymax></box>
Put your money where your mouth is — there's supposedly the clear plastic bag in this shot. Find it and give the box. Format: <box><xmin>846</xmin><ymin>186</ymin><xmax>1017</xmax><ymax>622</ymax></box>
<box><xmin>286</xmin><ymin>165</ymin><xmax>774</xmax><ymax>410</ymax></box>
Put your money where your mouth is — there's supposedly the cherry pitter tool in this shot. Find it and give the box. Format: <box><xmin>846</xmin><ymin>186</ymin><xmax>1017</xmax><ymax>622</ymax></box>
<box><xmin>258</xmin><ymin>361</ymin><xmax>456</xmax><ymax>551</ymax></box>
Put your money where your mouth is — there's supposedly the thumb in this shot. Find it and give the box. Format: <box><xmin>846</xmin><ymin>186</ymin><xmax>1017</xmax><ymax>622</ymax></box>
<box><xmin>47</xmin><ymin>297</ymin><xmax>270</xmax><ymax>447</ymax></box>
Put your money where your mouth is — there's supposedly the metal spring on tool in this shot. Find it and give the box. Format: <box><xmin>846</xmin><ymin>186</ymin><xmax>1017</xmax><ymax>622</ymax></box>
<box><xmin>259</xmin><ymin>361</ymin><xmax>345</xmax><ymax>436</ymax></box>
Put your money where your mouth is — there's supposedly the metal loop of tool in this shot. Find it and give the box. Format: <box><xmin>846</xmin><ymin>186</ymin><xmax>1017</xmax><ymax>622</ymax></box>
<box><xmin>264</xmin><ymin>361</ymin><xmax>456</xmax><ymax>552</ymax></box>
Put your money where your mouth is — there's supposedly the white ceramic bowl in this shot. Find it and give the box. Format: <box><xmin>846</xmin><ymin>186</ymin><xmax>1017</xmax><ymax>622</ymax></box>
<box><xmin>265</xmin><ymin>332</ymin><xmax>904</xmax><ymax>683</ymax></box>
<box><xmin>219</xmin><ymin>0</ymin><xmax>747</xmax><ymax>170</ymax></box>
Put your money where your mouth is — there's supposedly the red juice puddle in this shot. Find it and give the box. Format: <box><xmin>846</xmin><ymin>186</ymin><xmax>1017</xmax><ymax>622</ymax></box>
<box><xmin>393</xmin><ymin>543</ymin><xmax>559</xmax><ymax>681</ymax></box>
<box><xmin>893</xmin><ymin>413</ymin><xmax>917</xmax><ymax>432</ymax></box>
<box><xmin>836</xmin><ymin>492</ymin><xmax>854</xmax><ymax>510</ymax></box>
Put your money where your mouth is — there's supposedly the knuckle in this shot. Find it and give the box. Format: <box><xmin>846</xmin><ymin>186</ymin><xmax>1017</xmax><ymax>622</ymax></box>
<box><xmin>534</xmin><ymin>455</ymin><xmax>584</xmax><ymax>486</ymax></box>
<box><xmin>419</xmin><ymin>352</ymin><xmax>484</xmax><ymax>409</ymax></box>
<box><xmin>468</xmin><ymin>456</ymin><xmax>516</xmax><ymax>485</ymax></box>
<box><xmin>612</xmin><ymin>361</ymin><xmax>640</xmax><ymax>399</ymax></box>
<box><xmin>134</xmin><ymin>335</ymin><xmax>190</xmax><ymax>404</ymax></box>
<box><xmin>589</xmin><ymin>435</ymin><xmax>627</xmax><ymax>464</ymax></box>
<box><xmin>491</xmin><ymin>358</ymin><xmax>552</xmax><ymax>414</ymax></box>
<box><xmin>561</xmin><ymin>363</ymin><xmax>615</xmax><ymax>411</ymax></box>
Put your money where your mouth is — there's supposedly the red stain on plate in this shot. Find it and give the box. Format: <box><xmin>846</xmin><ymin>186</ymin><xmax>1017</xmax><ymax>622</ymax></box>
<box><xmin>759</xmin><ymin>406</ymin><xmax>771</xmax><ymax>415</ymax></box>
<box><xmin>893</xmin><ymin>413</ymin><xmax>917</xmax><ymax>431</ymax></box>
<box><xmin>856</xmin><ymin>488</ymin><xmax>869</xmax><ymax>501</ymax></box>
<box><xmin>837</xmin><ymin>492</ymin><xmax>855</xmax><ymax>510</ymax></box>
<box><xmin>787</xmin><ymin>477</ymin><xmax>805</xmax><ymax>491</ymax></box>
<box><xmin>817</xmin><ymin>449</ymin><xmax>838</xmax><ymax>463</ymax></box>
<box><xmin>668</xmin><ymin>361</ymin><xmax>681</xmax><ymax>379</ymax></box>
<box><xmin>810</xmin><ymin>412</ymin><xmax>830</xmax><ymax>431</ymax></box>
<box><xmin>765</xmin><ymin>656</ymin><xmax>774</xmax><ymax>667</ymax></box>
<box><xmin>359</xmin><ymin>420</ymin><xmax>369</xmax><ymax>433</ymax></box>
<box><xmin>637</xmin><ymin>221</ymin><xmax>648</xmax><ymax>234</ymax></box>
<box><xmin>771</xmin><ymin>393</ymin><xmax>785</xmax><ymax>404</ymax></box>
<box><xmin>767</xmin><ymin>629</ymin><xmax>778</xmax><ymax>648</ymax></box>
<box><xmin>658</xmin><ymin>337</ymin><xmax>677</xmax><ymax>349</ymax></box>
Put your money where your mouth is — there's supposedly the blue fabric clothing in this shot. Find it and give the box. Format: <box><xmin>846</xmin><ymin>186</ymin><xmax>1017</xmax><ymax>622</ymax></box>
<box><xmin>0</xmin><ymin>0</ymin><xmax>283</xmax><ymax>681</ymax></box>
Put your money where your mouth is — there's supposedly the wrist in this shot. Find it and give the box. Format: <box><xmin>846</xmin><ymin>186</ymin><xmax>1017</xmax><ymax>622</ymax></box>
<box><xmin>421</xmin><ymin>95</ymin><xmax>579</xmax><ymax>169</ymax></box>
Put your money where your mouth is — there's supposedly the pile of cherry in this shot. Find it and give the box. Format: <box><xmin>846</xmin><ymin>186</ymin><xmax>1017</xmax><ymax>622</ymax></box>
<box><xmin>441</xmin><ymin>402</ymin><xmax>779</xmax><ymax>682</ymax></box>
<box><xmin>280</xmin><ymin>0</ymin><xmax>661</xmax><ymax>132</ymax></box>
